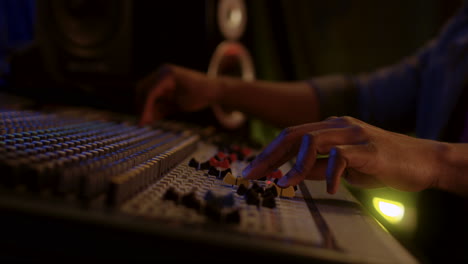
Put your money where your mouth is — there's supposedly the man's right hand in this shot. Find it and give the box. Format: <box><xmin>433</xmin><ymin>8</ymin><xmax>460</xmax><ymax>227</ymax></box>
<box><xmin>138</xmin><ymin>64</ymin><xmax>220</xmax><ymax>126</ymax></box>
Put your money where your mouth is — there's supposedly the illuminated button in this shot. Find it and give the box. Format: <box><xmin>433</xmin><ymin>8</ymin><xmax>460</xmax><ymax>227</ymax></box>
<box><xmin>373</xmin><ymin>197</ymin><xmax>405</xmax><ymax>224</ymax></box>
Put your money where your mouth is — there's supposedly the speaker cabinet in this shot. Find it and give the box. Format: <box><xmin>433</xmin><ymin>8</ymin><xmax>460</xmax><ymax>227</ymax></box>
<box><xmin>10</xmin><ymin>0</ymin><xmax>255</xmax><ymax>118</ymax></box>
<box><xmin>36</xmin><ymin>0</ymin><xmax>133</xmax><ymax>83</ymax></box>
<box><xmin>208</xmin><ymin>0</ymin><xmax>254</xmax><ymax>130</ymax></box>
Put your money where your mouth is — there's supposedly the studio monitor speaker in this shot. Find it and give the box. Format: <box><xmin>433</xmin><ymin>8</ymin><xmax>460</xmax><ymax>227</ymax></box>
<box><xmin>31</xmin><ymin>0</ymin><xmax>134</xmax><ymax>113</ymax></box>
<box><xmin>12</xmin><ymin>0</ymin><xmax>255</xmax><ymax>118</ymax></box>
<box><xmin>207</xmin><ymin>0</ymin><xmax>255</xmax><ymax>130</ymax></box>
<box><xmin>36</xmin><ymin>0</ymin><xmax>133</xmax><ymax>82</ymax></box>
<box><xmin>31</xmin><ymin>0</ymin><xmax>212</xmax><ymax>112</ymax></box>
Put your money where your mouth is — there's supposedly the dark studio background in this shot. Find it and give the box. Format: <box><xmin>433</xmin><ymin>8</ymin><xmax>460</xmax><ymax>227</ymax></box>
<box><xmin>0</xmin><ymin>0</ymin><xmax>464</xmax><ymax>263</ymax></box>
<box><xmin>1</xmin><ymin>0</ymin><xmax>460</xmax><ymax>115</ymax></box>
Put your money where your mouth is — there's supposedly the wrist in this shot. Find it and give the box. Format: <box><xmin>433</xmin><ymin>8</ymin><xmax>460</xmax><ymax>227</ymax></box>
<box><xmin>434</xmin><ymin>142</ymin><xmax>468</xmax><ymax>196</ymax></box>
<box><xmin>210</xmin><ymin>77</ymin><xmax>225</xmax><ymax>105</ymax></box>
<box><xmin>211</xmin><ymin>76</ymin><xmax>238</xmax><ymax>110</ymax></box>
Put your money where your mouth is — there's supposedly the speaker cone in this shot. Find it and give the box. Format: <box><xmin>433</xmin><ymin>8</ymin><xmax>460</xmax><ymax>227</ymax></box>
<box><xmin>217</xmin><ymin>0</ymin><xmax>247</xmax><ymax>41</ymax></box>
<box><xmin>48</xmin><ymin>0</ymin><xmax>128</xmax><ymax>58</ymax></box>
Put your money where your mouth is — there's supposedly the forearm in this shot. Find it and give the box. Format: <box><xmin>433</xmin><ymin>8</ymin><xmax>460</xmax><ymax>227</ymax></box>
<box><xmin>215</xmin><ymin>76</ymin><xmax>321</xmax><ymax>128</ymax></box>
<box><xmin>436</xmin><ymin>143</ymin><xmax>468</xmax><ymax>196</ymax></box>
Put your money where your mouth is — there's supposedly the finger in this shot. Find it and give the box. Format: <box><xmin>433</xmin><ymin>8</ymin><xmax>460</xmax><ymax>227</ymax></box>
<box><xmin>242</xmin><ymin>121</ymin><xmax>346</xmax><ymax>180</ymax></box>
<box><xmin>139</xmin><ymin>75</ymin><xmax>176</xmax><ymax>126</ymax></box>
<box><xmin>138</xmin><ymin>64</ymin><xmax>173</xmax><ymax>90</ymax></box>
<box><xmin>326</xmin><ymin>144</ymin><xmax>374</xmax><ymax>194</ymax></box>
<box><xmin>326</xmin><ymin>147</ymin><xmax>346</xmax><ymax>194</ymax></box>
<box><xmin>277</xmin><ymin>125</ymin><xmax>368</xmax><ymax>187</ymax></box>
<box><xmin>280</xmin><ymin>158</ymin><xmax>329</xmax><ymax>185</ymax></box>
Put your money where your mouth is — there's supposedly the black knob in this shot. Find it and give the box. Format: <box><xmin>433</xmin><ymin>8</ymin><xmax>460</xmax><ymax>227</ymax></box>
<box><xmin>264</xmin><ymin>185</ymin><xmax>278</xmax><ymax>197</ymax></box>
<box><xmin>188</xmin><ymin>158</ymin><xmax>199</xmax><ymax>169</ymax></box>
<box><xmin>220</xmin><ymin>168</ymin><xmax>232</xmax><ymax>179</ymax></box>
<box><xmin>225</xmin><ymin>209</ymin><xmax>241</xmax><ymax>224</ymax></box>
<box><xmin>204</xmin><ymin>203</ymin><xmax>222</xmax><ymax>222</ymax></box>
<box><xmin>199</xmin><ymin>160</ymin><xmax>211</xmax><ymax>170</ymax></box>
<box><xmin>162</xmin><ymin>187</ymin><xmax>179</xmax><ymax>203</ymax></box>
<box><xmin>250</xmin><ymin>182</ymin><xmax>264</xmax><ymax>194</ymax></box>
<box><xmin>181</xmin><ymin>191</ymin><xmax>201</xmax><ymax>211</ymax></box>
<box><xmin>222</xmin><ymin>192</ymin><xmax>235</xmax><ymax>207</ymax></box>
<box><xmin>208</xmin><ymin>166</ymin><xmax>220</xmax><ymax>177</ymax></box>
<box><xmin>245</xmin><ymin>188</ymin><xmax>260</xmax><ymax>206</ymax></box>
<box><xmin>236</xmin><ymin>183</ymin><xmax>248</xmax><ymax>195</ymax></box>
<box><xmin>261</xmin><ymin>195</ymin><xmax>276</xmax><ymax>209</ymax></box>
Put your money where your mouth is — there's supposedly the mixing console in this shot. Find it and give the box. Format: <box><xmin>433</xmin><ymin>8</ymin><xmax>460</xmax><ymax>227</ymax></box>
<box><xmin>0</xmin><ymin>108</ymin><xmax>321</xmax><ymax>243</ymax></box>
<box><xmin>0</xmin><ymin>107</ymin><xmax>420</xmax><ymax>264</ymax></box>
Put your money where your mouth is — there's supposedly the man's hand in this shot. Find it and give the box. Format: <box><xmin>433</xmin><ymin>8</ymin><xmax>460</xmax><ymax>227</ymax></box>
<box><xmin>243</xmin><ymin>116</ymin><xmax>445</xmax><ymax>194</ymax></box>
<box><xmin>138</xmin><ymin>64</ymin><xmax>219</xmax><ymax>126</ymax></box>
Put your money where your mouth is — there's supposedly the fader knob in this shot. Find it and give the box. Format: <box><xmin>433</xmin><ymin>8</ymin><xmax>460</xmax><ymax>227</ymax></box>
<box><xmin>225</xmin><ymin>209</ymin><xmax>241</xmax><ymax>224</ymax></box>
<box><xmin>181</xmin><ymin>191</ymin><xmax>202</xmax><ymax>211</ymax></box>
<box><xmin>245</xmin><ymin>188</ymin><xmax>260</xmax><ymax>206</ymax></box>
<box><xmin>236</xmin><ymin>183</ymin><xmax>248</xmax><ymax>195</ymax></box>
<box><xmin>261</xmin><ymin>195</ymin><xmax>276</xmax><ymax>209</ymax></box>
<box><xmin>162</xmin><ymin>187</ymin><xmax>179</xmax><ymax>203</ymax></box>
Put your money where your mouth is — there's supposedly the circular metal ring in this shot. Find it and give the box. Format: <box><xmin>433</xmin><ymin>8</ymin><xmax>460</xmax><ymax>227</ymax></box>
<box><xmin>208</xmin><ymin>40</ymin><xmax>255</xmax><ymax>130</ymax></box>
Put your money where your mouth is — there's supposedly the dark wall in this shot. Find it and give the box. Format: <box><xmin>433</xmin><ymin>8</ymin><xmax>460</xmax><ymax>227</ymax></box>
<box><xmin>3</xmin><ymin>0</ymin><xmax>462</xmax><ymax>111</ymax></box>
<box><xmin>245</xmin><ymin>0</ymin><xmax>463</xmax><ymax>81</ymax></box>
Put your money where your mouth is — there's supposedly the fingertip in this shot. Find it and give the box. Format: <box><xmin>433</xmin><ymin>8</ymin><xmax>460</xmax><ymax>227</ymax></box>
<box><xmin>241</xmin><ymin>164</ymin><xmax>253</xmax><ymax>179</ymax></box>
<box><xmin>326</xmin><ymin>172</ymin><xmax>339</xmax><ymax>195</ymax></box>
<box><xmin>326</xmin><ymin>182</ymin><xmax>337</xmax><ymax>194</ymax></box>
<box><xmin>328</xmin><ymin>146</ymin><xmax>338</xmax><ymax>157</ymax></box>
<box><xmin>276</xmin><ymin>176</ymin><xmax>289</xmax><ymax>188</ymax></box>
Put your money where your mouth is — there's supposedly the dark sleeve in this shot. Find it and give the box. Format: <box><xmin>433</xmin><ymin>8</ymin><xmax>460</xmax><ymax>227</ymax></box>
<box><xmin>308</xmin><ymin>49</ymin><xmax>430</xmax><ymax>133</ymax></box>
<box><xmin>309</xmin><ymin>1</ymin><xmax>468</xmax><ymax>133</ymax></box>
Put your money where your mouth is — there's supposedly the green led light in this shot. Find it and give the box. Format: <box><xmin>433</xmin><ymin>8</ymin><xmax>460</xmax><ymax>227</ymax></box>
<box><xmin>373</xmin><ymin>197</ymin><xmax>405</xmax><ymax>224</ymax></box>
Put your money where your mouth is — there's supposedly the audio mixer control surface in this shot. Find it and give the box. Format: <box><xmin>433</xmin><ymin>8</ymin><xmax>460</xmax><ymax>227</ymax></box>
<box><xmin>0</xmin><ymin>108</ymin><xmax>419</xmax><ymax>263</ymax></box>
